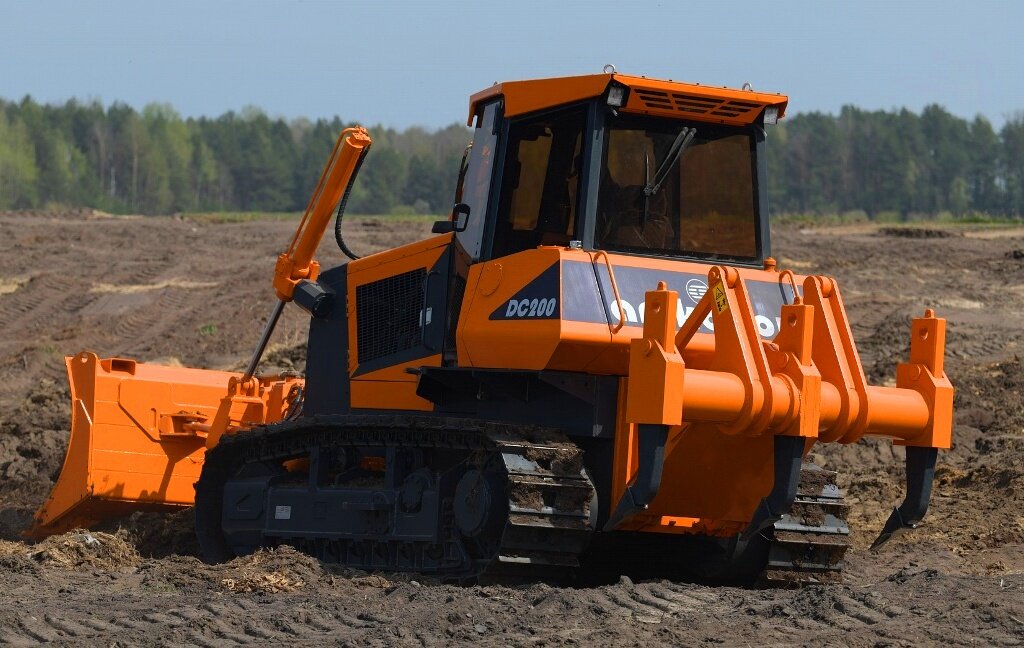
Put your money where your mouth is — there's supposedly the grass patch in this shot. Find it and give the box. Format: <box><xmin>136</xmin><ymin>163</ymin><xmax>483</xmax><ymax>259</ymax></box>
<box><xmin>182</xmin><ymin>211</ymin><xmax>302</xmax><ymax>224</ymax></box>
<box><xmin>774</xmin><ymin>211</ymin><xmax>1023</xmax><ymax>226</ymax></box>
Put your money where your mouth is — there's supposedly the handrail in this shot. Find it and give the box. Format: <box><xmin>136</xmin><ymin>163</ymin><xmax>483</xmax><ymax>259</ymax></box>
<box><xmin>779</xmin><ymin>269</ymin><xmax>802</xmax><ymax>305</ymax></box>
<box><xmin>592</xmin><ymin>250</ymin><xmax>627</xmax><ymax>333</ymax></box>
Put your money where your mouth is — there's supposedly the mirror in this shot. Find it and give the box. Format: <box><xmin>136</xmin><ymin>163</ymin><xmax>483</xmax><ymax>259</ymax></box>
<box><xmin>432</xmin><ymin>202</ymin><xmax>471</xmax><ymax>234</ymax></box>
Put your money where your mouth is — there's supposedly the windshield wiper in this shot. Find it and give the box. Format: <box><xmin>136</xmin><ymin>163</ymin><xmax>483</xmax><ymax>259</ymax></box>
<box><xmin>644</xmin><ymin>126</ymin><xmax>696</xmax><ymax>198</ymax></box>
<box><xmin>640</xmin><ymin>126</ymin><xmax>695</xmax><ymax>228</ymax></box>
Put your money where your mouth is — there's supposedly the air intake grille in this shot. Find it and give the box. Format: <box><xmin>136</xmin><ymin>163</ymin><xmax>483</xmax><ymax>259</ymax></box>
<box><xmin>633</xmin><ymin>88</ymin><xmax>764</xmax><ymax>120</ymax></box>
<box><xmin>356</xmin><ymin>268</ymin><xmax>426</xmax><ymax>364</ymax></box>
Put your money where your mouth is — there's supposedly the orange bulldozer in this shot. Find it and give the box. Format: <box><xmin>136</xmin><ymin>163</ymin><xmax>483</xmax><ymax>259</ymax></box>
<box><xmin>31</xmin><ymin>70</ymin><xmax>952</xmax><ymax>584</ymax></box>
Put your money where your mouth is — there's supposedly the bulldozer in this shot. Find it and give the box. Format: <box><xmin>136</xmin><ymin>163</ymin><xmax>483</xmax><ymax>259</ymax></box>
<box><xmin>29</xmin><ymin>70</ymin><xmax>953</xmax><ymax>584</ymax></box>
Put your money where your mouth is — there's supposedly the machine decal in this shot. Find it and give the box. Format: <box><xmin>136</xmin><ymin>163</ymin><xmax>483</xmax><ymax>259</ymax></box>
<box><xmin>712</xmin><ymin>284</ymin><xmax>729</xmax><ymax>313</ymax></box>
<box><xmin>504</xmin><ymin>297</ymin><xmax>558</xmax><ymax>318</ymax></box>
<box><xmin>561</xmin><ymin>259</ymin><xmax>796</xmax><ymax>339</ymax></box>
<box><xmin>489</xmin><ymin>263</ymin><xmax>561</xmax><ymax>320</ymax></box>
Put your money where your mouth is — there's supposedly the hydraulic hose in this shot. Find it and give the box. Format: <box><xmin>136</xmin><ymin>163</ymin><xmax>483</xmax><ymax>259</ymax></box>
<box><xmin>334</xmin><ymin>143</ymin><xmax>371</xmax><ymax>260</ymax></box>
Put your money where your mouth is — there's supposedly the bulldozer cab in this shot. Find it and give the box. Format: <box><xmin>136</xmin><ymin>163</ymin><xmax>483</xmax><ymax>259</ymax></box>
<box><xmin>449</xmin><ymin>73</ymin><xmax>779</xmax><ymax>268</ymax></box>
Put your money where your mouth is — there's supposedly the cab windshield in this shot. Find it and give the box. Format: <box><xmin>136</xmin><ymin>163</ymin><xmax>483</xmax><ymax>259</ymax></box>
<box><xmin>595</xmin><ymin>116</ymin><xmax>760</xmax><ymax>261</ymax></box>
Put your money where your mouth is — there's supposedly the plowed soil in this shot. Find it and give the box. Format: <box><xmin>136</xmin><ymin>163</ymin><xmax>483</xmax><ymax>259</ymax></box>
<box><xmin>0</xmin><ymin>210</ymin><xmax>1022</xmax><ymax>646</ymax></box>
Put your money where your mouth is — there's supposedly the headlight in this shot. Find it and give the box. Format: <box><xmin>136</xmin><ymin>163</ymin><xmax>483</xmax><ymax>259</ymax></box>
<box><xmin>607</xmin><ymin>83</ymin><xmax>628</xmax><ymax>108</ymax></box>
<box><xmin>763</xmin><ymin>106</ymin><xmax>779</xmax><ymax>125</ymax></box>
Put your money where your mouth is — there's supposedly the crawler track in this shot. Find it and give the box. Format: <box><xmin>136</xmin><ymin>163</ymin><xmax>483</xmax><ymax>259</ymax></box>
<box><xmin>197</xmin><ymin>415</ymin><xmax>849</xmax><ymax>584</ymax></box>
<box><xmin>195</xmin><ymin>415</ymin><xmax>596</xmax><ymax>582</ymax></box>
<box><xmin>763</xmin><ymin>463</ymin><xmax>851</xmax><ymax>585</ymax></box>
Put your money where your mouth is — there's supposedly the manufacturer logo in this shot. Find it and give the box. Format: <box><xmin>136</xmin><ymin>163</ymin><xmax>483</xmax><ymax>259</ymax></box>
<box><xmin>685</xmin><ymin>279</ymin><xmax>708</xmax><ymax>303</ymax></box>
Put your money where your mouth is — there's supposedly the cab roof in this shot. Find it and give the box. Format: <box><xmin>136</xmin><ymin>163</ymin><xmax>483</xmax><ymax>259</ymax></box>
<box><xmin>468</xmin><ymin>72</ymin><xmax>788</xmax><ymax>127</ymax></box>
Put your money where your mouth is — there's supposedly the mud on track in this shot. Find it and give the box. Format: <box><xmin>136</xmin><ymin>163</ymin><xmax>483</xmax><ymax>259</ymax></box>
<box><xmin>0</xmin><ymin>210</ymin><xmax>1022</xmax><ymax>646</ymax></box>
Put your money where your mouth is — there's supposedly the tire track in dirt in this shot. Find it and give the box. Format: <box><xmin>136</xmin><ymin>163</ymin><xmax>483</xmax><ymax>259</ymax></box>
<box><xmin>0</xmin><ymin>559</ymin><xmax>1021</xmax><ymax>647</ymax></box>
<box><xmin>111</xmin><ymin>288</ymin><xmax>191</xmax><ymax>351</ymax></box>
<box><xmin>0</xmin><ymin>276</ymin><xmax>102</xmax><ymax>404</ymax></box>
<box><xmin>0</xmin><ymin>275</ymin><xmax>79</xmax><ymax>334</ymax></box>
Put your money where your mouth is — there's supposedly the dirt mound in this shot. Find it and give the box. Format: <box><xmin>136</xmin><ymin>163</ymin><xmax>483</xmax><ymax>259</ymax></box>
<box><xmin>878</xmin><ymin>226</ymin><xmax>957</xmax><ymax>238</ymax></box>
<box><xmin>219</xmin><ymin>546</ymin><xmax>319</xmax><ymax>593</ymax></box>
<box><xmin>4</xmin><ymin>530</ymin><xmax>142</xmax><ymax>571</ymax></box>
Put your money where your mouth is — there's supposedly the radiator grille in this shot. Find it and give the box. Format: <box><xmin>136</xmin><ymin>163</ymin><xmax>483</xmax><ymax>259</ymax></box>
<box><xmin>356</xmin><ymin>268</ymin><xmax>426</xmax><ymax>364</ymax></box>
<box><xmin>634</xmin><ymin>88</ymin><xmax>764</xmax><ymax>120</ymax></box>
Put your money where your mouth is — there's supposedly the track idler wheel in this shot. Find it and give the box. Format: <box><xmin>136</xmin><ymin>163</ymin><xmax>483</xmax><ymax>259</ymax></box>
<box><xmin>454</xmin><ymin>469</ymin><xmax>495</xmax><ymax>536</ymax></box>
<box><xmin>453</xmin><ymin>456</ymin><xmax>507</xmax><ymax>562</ymax></box>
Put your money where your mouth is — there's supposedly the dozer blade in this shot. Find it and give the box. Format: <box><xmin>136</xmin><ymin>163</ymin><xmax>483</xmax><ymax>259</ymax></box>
<box><xmin>27</xmin><ymin>352</ymin><xmax>239</xmax><ymax>539</ymax></box>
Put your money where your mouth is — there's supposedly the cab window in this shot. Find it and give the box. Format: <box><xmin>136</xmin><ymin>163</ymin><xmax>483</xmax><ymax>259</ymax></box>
<box><xmin>491</xmin><ymin>106</ymin><xmax>586</xmax><ymax>258</ymax></box>
<box><xmin>595</xmin><ymin>115</ymin><xmax>759</xmax><ymax>262</ymax></box>
<box><xmin>456</xmin><ymin>101</ymin><xmax>501</xmax><ymax>261</ymax></box>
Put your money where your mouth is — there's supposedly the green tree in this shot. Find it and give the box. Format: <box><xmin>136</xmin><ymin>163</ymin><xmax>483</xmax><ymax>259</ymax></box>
<box><xmin>352</xmin><ymin>147</ymin><xmax>405</xmax><ymax>213</ymax></box>
<box><xmin>403</xmin><ymin>154</ymin><xmax>444</xmax><ymax>212</ymax></box>
<box><xmin>1002</xmin><ymin>114</ymin><xmax>1024</xmax><ymax>216</ymax></box>
<box><xmin>0</xmin><ymin>110</ymin><xmax>38</xmax><ymax>208</ymax></box>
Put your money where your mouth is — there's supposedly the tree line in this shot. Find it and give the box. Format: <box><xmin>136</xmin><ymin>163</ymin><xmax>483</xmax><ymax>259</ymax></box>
<box><xmin>0</xmin><ymin>97</ymin><xmax>470</xmax><ymax>215</ymax></box>
<box><xmin>767</xmin><ymin>106</ymin><xmax>1024</xmax><ymax>218</ymax></box>
<box><xmin>0</xmin><ymin>95</ymin><xmax>1022</xmax><ymax>218</ymax></box>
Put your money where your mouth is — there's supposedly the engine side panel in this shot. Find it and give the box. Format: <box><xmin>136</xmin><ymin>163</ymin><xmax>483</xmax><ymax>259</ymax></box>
<box><xmin>457</xmin><ymin>247</ymin><xmax>798</xmax><ymax>376</ymax></box>
<box><xmin>305</xmin><ymin>235</ymin><xmax>458</xmax><ymax>416</ymax></box>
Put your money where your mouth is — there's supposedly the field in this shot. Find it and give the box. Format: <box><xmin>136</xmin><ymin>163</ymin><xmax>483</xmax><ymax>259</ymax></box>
<box><xmin>0</xmin><ymin>209</ymin><xmax>1022</xmax><ymax>646</ymax></box>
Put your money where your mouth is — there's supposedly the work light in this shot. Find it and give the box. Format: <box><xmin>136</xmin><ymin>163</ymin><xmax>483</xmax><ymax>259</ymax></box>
<box><xmin>607</xmin><ymin>83</ymin><xmax>628</xmax><ymax>108</ymax></box>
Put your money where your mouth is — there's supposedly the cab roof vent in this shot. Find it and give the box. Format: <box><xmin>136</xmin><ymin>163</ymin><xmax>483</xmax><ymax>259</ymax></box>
<box><xmin>633</xmin><ymin>88</ymin><xmax>673</xmax><ymax>109</ymax></box>
<box><xmin>633</xmin><ymin>87</ymin><xmax>765</xmax><ymax>121</ymax></box>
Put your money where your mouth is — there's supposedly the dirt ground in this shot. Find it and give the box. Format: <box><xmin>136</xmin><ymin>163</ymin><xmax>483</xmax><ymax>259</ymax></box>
<box><xmin>0</xmin><ymin>210</ymin><xmax>1022</xmax><ymax>646</ymax></box>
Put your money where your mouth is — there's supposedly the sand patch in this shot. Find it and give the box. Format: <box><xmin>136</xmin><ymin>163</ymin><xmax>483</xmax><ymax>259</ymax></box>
<box><xmin>778</xmin><ymin>258</ymin><xmax>815</xmax><ymax>269</ymax></box>
<box><xmin>962</xmin><ymin>226</ymin><xmax>1024</xmax><ymax>239</ymax></box>
<box><xmin>936</xmin><ymin>297</ymin><xmax>985</xmax><ymax>310</ymax></box>
<box><xmin>0</xmin><ymin>277</ymin><xmax>29</xmax><ymax>295</ymax></box>
<box><xmin>90</xmin><ymin>279</ymin><xmax>219</xmax><ymax>294</ymax></box>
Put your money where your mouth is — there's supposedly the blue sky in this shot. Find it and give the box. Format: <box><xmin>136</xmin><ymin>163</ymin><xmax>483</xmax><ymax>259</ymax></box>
<box><xmin>1</xmin><ymin>0</ymin><xmax>1021</xmax><ymax>129</ymax></box>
